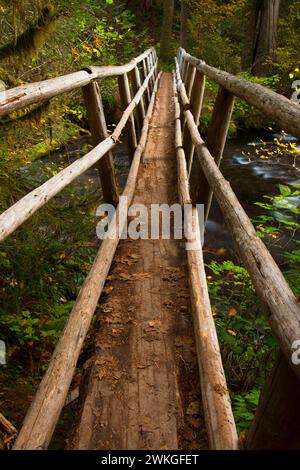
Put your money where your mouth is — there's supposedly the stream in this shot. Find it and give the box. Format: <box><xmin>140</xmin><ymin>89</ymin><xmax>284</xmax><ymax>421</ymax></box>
<box><xmin>205</xmin><ymin>131</ymin><xmax>300</xmax><ymax>259</ymax></box>
<box><xmin>26</xmin><ymin>129</ymin><xmax>300</xmax><ymax>263</ymax></box>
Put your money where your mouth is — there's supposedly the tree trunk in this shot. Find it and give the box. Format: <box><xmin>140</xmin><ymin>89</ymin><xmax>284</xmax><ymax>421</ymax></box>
<box><xmin>246</xmin><ymin>352</ymin><xmax>300</xmax><ymax>449</ymax></box>
<box><xmin>252</xmin><ymin>0</ymin><xmax>281</xmax><ymax>76</ymax></box>
<box><xmin>241</xmin><ymin>0</ymin><xmax>260</xmax><ymax>70</ymax></box>
<box><xmin>180</xmin><ymin>0</ymin><xmax>188</xmax><ymax>49</ymax></box>
<box><xmin>242</xmin><ymin>0</ymin><xmax>281</xmax><ymax>76</ymax></box>
<box><xmin>159</xmin><ymin>0</ymin><xmax>174</xmax><ymax>61</ymax></box>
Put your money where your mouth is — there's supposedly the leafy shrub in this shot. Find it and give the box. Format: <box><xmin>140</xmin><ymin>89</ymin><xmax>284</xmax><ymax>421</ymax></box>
<box><xmin>206</xmin><ymin>260</ymin><xmax>277</xmax><ymax>432</ymax></box>
<box><xmin>254</xmin><ymin>183</ymin><xmax>300</xmax><ymax>297</ymax></box>
<box><xmin>232</xmin><ymin>388</ymin><xmax>260</xmax><ymax>433</ymax></box>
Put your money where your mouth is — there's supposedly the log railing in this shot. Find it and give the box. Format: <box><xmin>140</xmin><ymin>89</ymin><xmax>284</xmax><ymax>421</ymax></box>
<box><xmin>0</xmin><ymin>48</ymin><xmax>157</xmax><ymax>242</ymax></box>
<box><xmin>0</xmin><ymin>48</ymin><xmax>155</xmax><ymax>116</ymax></box>
<box><xmin>176</xmin><ymin>48</ymin><xmax>300</xmax><ymax>449</ymax></box>
<box><xmin>0</xmin><ymin>47</ymin><xmax>158</xmax><ymax>449</ymax></box>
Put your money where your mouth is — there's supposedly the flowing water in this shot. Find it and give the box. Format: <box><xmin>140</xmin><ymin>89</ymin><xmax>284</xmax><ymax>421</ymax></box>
<box><xmin>25</xmin><ymin>129</ymin><xmax>300</xmax><ymax>263</ymax></box>
<box><xmin>205</xmin><ymin>131</ymin><xmax>300</xmax><ymax>258</ymax></box>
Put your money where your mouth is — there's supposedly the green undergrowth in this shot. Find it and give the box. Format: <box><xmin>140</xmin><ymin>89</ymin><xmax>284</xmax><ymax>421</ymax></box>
<box><xmin>205</xmin><ymin>259</ymin><xmax>277</xmax><ymax>435</ymax></box>
<box><xmin>0</xmin><ymin>155</ymin><xmax>100</xmax><ymax>377</ymax></box>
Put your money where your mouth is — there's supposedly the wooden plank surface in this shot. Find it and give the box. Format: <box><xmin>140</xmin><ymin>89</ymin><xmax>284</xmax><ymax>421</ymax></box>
<box><xmin>68</xmin><ymin>73</ymin><xmax>208</xmax><ymax>450</ymax></box>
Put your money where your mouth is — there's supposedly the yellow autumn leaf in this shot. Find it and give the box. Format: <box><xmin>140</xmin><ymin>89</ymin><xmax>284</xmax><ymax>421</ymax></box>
<box><xmin>227</xmin><ymin>328</ymin><xmax>237</xmax><ymax>337</ymax></box>
<box><xmin>212</xmin><ymin>306</ymin><xmax>218</xmax><ymax>317</ymax></box>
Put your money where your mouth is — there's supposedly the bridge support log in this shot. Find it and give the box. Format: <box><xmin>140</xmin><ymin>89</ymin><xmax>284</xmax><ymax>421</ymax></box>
<box><xmin>118</xmin><ymin>73</ymin><xmax>138</xmax><ymax>162</ymax></box>
<box><xmin>181</xmin><ymin>62</ymin><xmax>195</xmax><ymax>130</ymax></box>
<box><xmin>82</xmin><ymin>82</ymin><xmax>119</xmax><ymax>206</ymax></box>
<box><xmin>147</xmin><ymin>54</ymin><xmax>154</xmax><ymax>93</ymax></box>
<box><xmin>185</xmin><ymin>63</ymin><xmax>196</xmax><ymax>98</ymax></box>
<box><xmin>142</xmin><ymin>58</ymin><xmax>151</xmax><ymax>106</ymax></box>
<box><xmin>186</xmin><ymin>70</ymin><xmax>205</xmax><ymax>175</ymax></box>
<box><xmin>129</xmin><ymin>66</ymin><xmax>146</xmax><ymax>136</ymax></box>
<box><xmin>190</xmin><ymin>86</ymin><xmax>234</xmax><ymax>221</ymax></box>
<box><xmin>181</xmin><ymin>59</ymin><xmax>188</xmax><ymax>85</ymax></box>
<box><xmin>246</xmin><ymin>352</ymin><xmax>300</xmax><ymax>449</ymax></box>
<box><xmin>152</xmin><ymin>50</ymin><xmax>158</xmax><ymax>80</ymax></box>
<box><xmin>181</xmin><ymin>64</ymin><xmax>197</xmax><ymax>158</ymax></box>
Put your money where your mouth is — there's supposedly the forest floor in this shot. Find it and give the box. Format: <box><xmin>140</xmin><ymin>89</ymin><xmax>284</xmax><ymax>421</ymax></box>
<box><xmin>67</xmin><ymin>73</ymin><xmax>208</xmax><ymax>450</ymax></box>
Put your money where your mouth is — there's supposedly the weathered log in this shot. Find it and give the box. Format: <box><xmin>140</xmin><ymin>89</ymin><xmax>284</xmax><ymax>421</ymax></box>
<box><xmin>0</xmin><ymin>138</ymin><xmax>113</xmax><ymax>242</ymax></box>
<box><xmin>118</xmin><ymin>73</ymin><xmax>138</xmax><ymax>161</ymax></box>
<box><xmin>178</xmin><ymin>102</ymin><xmax>300</xmax><ymax>381</ymax></box>
<box><xmin>185</xmin><ymin>63</ymin><xmax>196</xmax><ymax>98</ymax></box>
<box><xmin>82</xmin><ymin>82</ymin><xmax>119</xmax><ymax>206</ymax></box>
<box><xmin>186</xmin><ymin>70</ymin><xmax>205</xmax><ymax>175</ymax></box>
<box><xmin>174</xmin><ymin>109</ymin><xmax>190</xmax><ymax>205</ymax></box>
<box><xmin>112</xmin><ymin>61</ymin><xmax>157</xmax><ymax>142</ymax></box>
<box><xmin>0</xmin><ymin>62</ymin><xmax>157</xmax><ymax>243</ymax></box>
<box><xmin>0</xmin><ymin>48</ymin><xmax>155</xmax><ymax>117</ymax></box>
<box><xmin>193</xmin><ymin>86</ymin><xmax>235</xmax><ymax>219</ymax></box>
<box><xmin>0</xmin><ymin>413</ymin><xmax>17</xmax><ymax>436</ymax></box>
<box><xmin>187</xmin><ymin>225</ymin><xmax>238</xmax><ymax>450</ymax></box>
<box><xmin>181</xmin><ymin>62</ymin><xmax>195</xmax><ymax>154</ymax></box>
<box><xmin>178</xmin><ymin>48</ymin><xmax>300</xmax><ymax>140</ymax></box>
<box><xmin>142</xmin><ymin>58</ymin><xmax>151</xmax><ymax>106</ymax></box>
<box><xmin>174</xmin><ymin>58</ymin><xmax>189</xmax><ymax>110</ymax></box>
<box><xmin>152</xmin><ymin>50</ymin><xmax>158</xmax><ymax>79</ymax></box>
<box><xmin>173</xmin><ymin>74</ymin><xmax>238</xmax><ymax>450</ymax></box>
<box><xmin>147</xmin><ymin>54</ymin><xmax>154</xmax><ymax>93</ymax></box>
<box><xmin>129</xmin><ymin>65</ymin><xmax>146</xmax><ymax>134</ymax></box>
<box><xmin>13</xmin><ymin>72</ymin><xmax>162</xmax><ymax>451</ymax></box>
<box><xmin>181</xmin><ymin>59</ymin><xmax>188</xmax><ymax>85</ymax></box>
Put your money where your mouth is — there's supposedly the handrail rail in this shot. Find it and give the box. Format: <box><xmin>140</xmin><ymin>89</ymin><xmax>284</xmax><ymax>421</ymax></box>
<box><xmin>178</xmin><ymin>48</ymin><xmax>300</xmax><ymax>140</ymax></box>
<box><xmin>0</xmin><ymin>54</ymin><xmax>157</xmax><ymax>242</ymax></box>
<box><xmin>174</xmin><ymin>54</ymin><xmax>300</xmax><ymax>382</ymax></box>
<box><xmin>0</xmin><ymin>47</ymin><xmax>155</xmax><ymax>117</ymax></box>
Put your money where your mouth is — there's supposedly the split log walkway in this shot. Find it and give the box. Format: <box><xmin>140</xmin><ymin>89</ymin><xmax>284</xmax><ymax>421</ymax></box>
<box><xmin>68</xmin><ymin>73</ymin><xmax>208</xmax><ymax>450</ymax></box>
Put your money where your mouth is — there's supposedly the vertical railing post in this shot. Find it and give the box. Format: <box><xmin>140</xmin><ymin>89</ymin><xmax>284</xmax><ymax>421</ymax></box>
<box><xmin>182</xmin><ymin>59</ymin><xmax>189</xmax><ymax>85</ymax></box>
<box><xmin>246</xmin><ymin>352</ymin><xmax>300</xmax><ymax>449</ymax></box>
<box><xmin>185</xmin><ymin>63</ymin><xmax>196</xmax><ymax>97</ymax></box>
<box><xmin>146</xmin><ymin>54</ymin><xmax>154</xmax><ymax>93</ymax></box>
<box><xmin>186</xmin><ymin>70</ymin><xmax>206</xmax><ymax>174</ymax></box>
<box><xmin>142</xmin><ymin>58</ymin><xmax>151</xmax><ymax>106</ymax></box>
<box><xmin>118</xmin><ymin>73</ymin><xmax>138</xmax><ymax>162</ymax></box>
<box><xmin>178</xmin><ymin>49</ymin><xmax>183</xmax><ymax>72</ymax></box>
<box><xmin>181</xmin><ymin>56</ymin><xmax>187</xmax><ymax>78</ymax></box>
<box><xmin>129</xmin><ymin>65</ymin><xmax>145</xmax><ymax>137</ymax></box>
<box><xmin>182</xmin><ymin>63</ymin><xmax>196</xmax><ymax>153</ymax></box>
<box><xmin>190</xmin><ymin>86</ymin><xmax>234</xmax><ymax>222</ymax></box>
<box><xmin>82</xmin><ymin>82</ymin><xmax>119</xmax><ymax>206</ymax></box>
<box><xmin>152</xmin><ymin>50</ymin><xmax>158</xmax><ymax>79</ymax></box>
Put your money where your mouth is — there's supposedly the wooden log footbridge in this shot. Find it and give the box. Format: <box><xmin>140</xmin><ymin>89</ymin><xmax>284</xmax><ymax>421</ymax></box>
<box><xmin>1</xmin><ymin>46</ymin><xmax>300</xmax><ymax>450</ymax></box>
